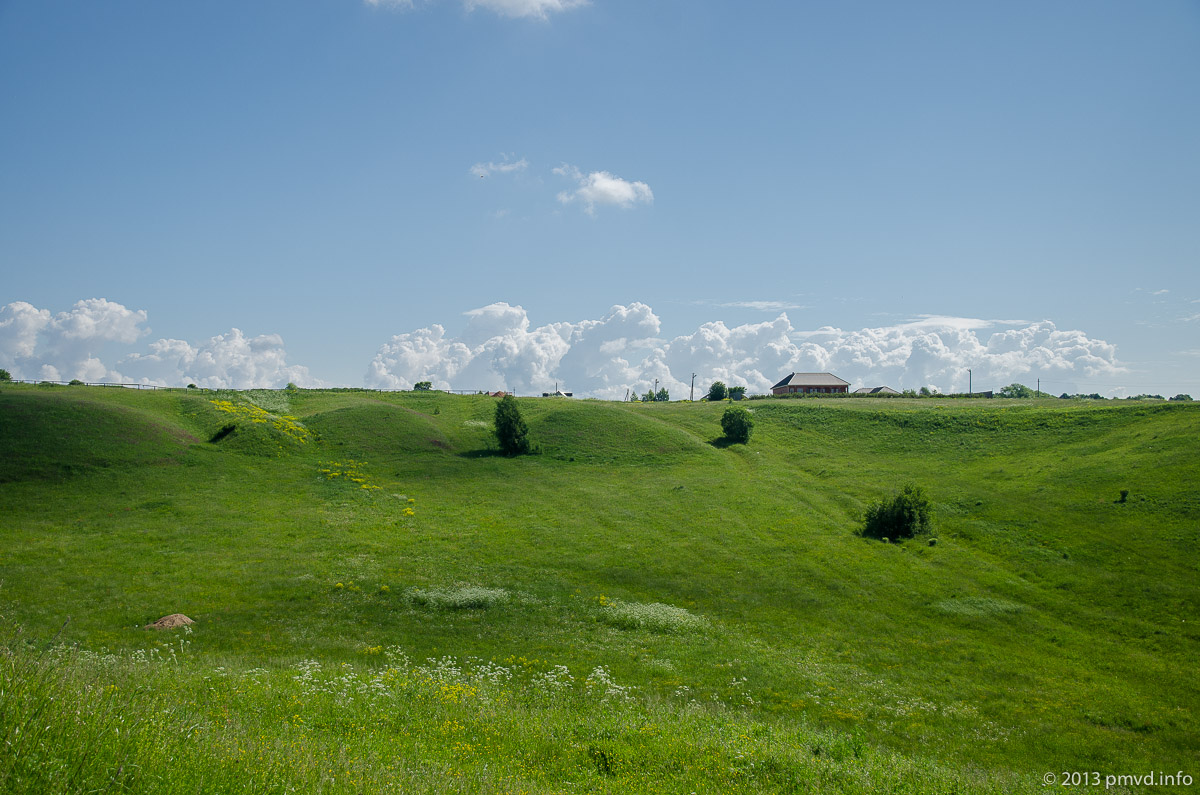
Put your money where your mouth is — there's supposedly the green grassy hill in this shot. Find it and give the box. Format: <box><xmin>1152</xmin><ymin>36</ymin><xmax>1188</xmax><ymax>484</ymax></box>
<box><xmin>2</xmin><ymin>384</ymin><xmax>1197</xmax><ymax>793</ymax></box>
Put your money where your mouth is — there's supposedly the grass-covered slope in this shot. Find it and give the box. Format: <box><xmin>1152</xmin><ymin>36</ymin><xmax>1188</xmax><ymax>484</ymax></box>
<box><xmin>1</xmin><ymin>384</ymin><xmax>1197</xmax><ymax>793</ymax></box>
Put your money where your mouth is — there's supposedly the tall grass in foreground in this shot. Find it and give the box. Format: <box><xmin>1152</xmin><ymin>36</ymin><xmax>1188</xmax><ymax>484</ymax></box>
<box><xmin>0</xmin><ymin>626</ymin><xmax>1039</xmax><ymax>795</ymax></box>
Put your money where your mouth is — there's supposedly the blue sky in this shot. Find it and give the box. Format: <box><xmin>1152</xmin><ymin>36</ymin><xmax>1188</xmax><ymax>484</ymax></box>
<box><xmin>2</xmin><ymin>0</ymin><xmax>1197</xmax><ymax>397</ymax></box>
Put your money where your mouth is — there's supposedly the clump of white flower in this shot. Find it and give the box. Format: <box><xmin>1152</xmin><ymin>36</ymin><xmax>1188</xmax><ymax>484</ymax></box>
<box><xmin>406</xmin><ymin>585</ymin><xmax>509</xmax><ymax>610</ymax></box>
<box><xmin>600</xmin><ymin>599</ymin><xmax>706</xmax><ymax>634</ymax></box>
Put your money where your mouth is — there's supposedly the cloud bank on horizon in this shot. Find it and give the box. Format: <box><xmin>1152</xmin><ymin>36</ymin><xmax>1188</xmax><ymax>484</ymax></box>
<box><xmin>1</xmin><ymin>298</ymin><xmax>1123</xmax><ymax>395</ymax></box>
<box><xmin>0</xmin><ymin>300</ymin><xmax>319</xmax><ymax>389</ymax></box>
<box><xmin>367</xmin><ymin>303</ymin><xmax>1123</xmax><ymax>397</ymax></box>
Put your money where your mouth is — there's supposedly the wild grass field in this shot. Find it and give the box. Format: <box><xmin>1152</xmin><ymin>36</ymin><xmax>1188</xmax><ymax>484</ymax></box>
<box><xmin>1</xmin><ymin>383</ymin><xmax>1197</xmax><ymax>793</ymax></box>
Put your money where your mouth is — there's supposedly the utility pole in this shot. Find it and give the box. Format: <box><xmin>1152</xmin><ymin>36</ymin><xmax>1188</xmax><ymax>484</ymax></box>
<box><xmin>968</xmin><ymin>368</ymin><xmax>972</xmax><ymax>395</ymax></box>
<box><xmin>690</xmin><ymin>373</ymin><xmax>697</xmax><ymax>402</ymax></box>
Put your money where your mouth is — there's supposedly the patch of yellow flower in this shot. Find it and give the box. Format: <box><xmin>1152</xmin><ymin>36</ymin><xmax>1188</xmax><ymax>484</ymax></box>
<box><xmin>319</xmin><ymin>460</ymin><xmax>382</xmax><ymax>490</ymax></box>
<box><xmin>438</xmin><ymin>682</ymin><xmax>478</xmax><ymax>704</ymax></box>
<box><xmin>209</xmin><ymin>399</ymin><xmax>311</xmax><ymax>443</ymax></box>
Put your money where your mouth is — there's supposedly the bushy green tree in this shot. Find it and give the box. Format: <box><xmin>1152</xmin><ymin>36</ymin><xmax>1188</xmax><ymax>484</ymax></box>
<box><xmin>0</xmin><ymin>368</ymin><xmax>11</xmax><ymax>381</ymax></box>
<box><xmin>1169</xmin><ymin>394</ymin><xmax>1193</xmax><ymax>402</ymax></box>
<box><xmin>655</xmin><ymin>388</ymin><xmax>669</xmax><ymax>402</ymax></box>
<box><xmin>728</xmin><ymin>385</ymin><xmax>746</xmax><ymax>400</ymax></box>
<box><xmin>861</xmin><ymin>485</ymin><xmax>933</xmax><ymax>540</ymax></box>
<box><xmin>494</xmin><ymin>395</ymin><xmax>531</xmax><ymax>456</ymax></box>
<box><xmin>720</xmin><ymin>406</ymin><xmax>753</xmax><ymax>443</ymax></box>
<box><xmin>706</xmin><ymin>381</ymin><xmax>728</xmax><ymax>401</ymax></box>
<box><xmin>999</xmin><ymin>383</ymin><xmax>1035</xmax><ymax>398</ymax></box>
<box><xmin>414</xmin><ymin>381</ymin><xmax>433</xmax><ymax>391</ymax></box>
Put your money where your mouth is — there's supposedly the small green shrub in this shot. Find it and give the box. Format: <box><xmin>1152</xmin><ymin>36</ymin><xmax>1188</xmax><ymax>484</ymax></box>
<box><xmin>0</xmin><ymin>368</ymin><xmax>11</xmax><ymax>381</ymax></box>
<box><xmin>68</xmin><ymin>379</ymin><xmax>84</xmax><ymax>386</ymax></box>
<box><xmin>861</xmin><ymin>484</ymin><xmax>933</xmax><ymax>540</ymax></box>
<box><xmin>414</xmin><ymin>381</ymin><xmax>433</xmax><ymax>391</ymax></box>
<box><xmin>720</xmin><ymin>406</ymin><xmax>753</xmax><ymax>443</ymax></box>
<box><xmin>1119</xmin><ymin>489</ymin><xmax>1129</xmax><ymax>503</ymax></box>
<box><xmin>494</xmin><ymin>395</ymin><xmax>531</xmax><ymax>456</ymax></box>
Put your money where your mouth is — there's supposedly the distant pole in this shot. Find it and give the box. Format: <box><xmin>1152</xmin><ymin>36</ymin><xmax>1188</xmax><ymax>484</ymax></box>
<box><xmin>967</xmin><ymin>368</ymin><xmax>972</xmax><ymax>395</ymax></box>
<box><xmin>690</xmin><ymin>373</ymin><xmax>697</xmax><ymax>402</ymax></box>
<box><xmin>1037</xmin><ymin>377</ymin><xmax>1040</xmax><ymax>396</ymax></box>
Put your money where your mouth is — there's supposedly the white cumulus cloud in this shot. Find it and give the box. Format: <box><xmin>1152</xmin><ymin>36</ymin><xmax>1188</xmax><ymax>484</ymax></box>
<box><xmin>554</xmin><ymin>164</ymin><xmax>653</xmax><ymax>215</ymax></box>
<box><xmin>0</xmin><ymin>299</ymin><xmax>318</xmax><ymax>388</ymax></box>
<box><xmin>469</xmin><ymin>155</ymin><xmax>529</xmax><ymax>178</ymax></box>
<box><xmin>366</xmin><ymin>305</ymin><xmax>1125</xmax><ymax>398</ymax></box>
<box><xmin>0</xmin><ymin>298</ymin><xmax>148</xmax><ymax>382</ymax></box>
<box><xmin>120</xmin><ymin>329</ymin><xmax>321</xmax><ymax>389</ymax></box>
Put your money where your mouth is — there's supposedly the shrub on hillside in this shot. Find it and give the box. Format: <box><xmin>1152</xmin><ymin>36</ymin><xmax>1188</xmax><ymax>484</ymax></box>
<box><xmin>720</xmin><ymin>406</ymin><xmax>753</xmax><ymax>444</ymax></box>
<box><xmin>494</xmin><ymin>394</ymin><xmax>531</xmax><ymax>456</ymax></box>
<box><xmin>414</xmin><ymin>381</ymin><xmax>433</xmax><ymax>391</ymax></box>
<box><xmin>705</xmin><ymin>381</ymin><xmax>727</xmax><ymax>401</ymax></box>
<box><xmin>861</xmin><ymin>485</ymin><xmax>933</xmax><ymax>540</ymax></box>
<box><xmin>0</xmin><ymin>368</ymin><xmax>11</xmax><ymax>381</ymax></box>
<box><xmin>728</xmin><ymin>385</ymin><xmax>746</xmax><ymax>400</ymax></box>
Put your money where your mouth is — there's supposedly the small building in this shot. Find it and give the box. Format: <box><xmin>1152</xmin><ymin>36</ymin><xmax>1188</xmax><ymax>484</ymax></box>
<box><xmin>853</xmin><ymin>386</ymin><xmax>900</xmax><ymax>396</ymax></box>
<box><xmin>771</xmin><ymin>372</ymin><xmax>850</xmax><ymax>395</ymax></box>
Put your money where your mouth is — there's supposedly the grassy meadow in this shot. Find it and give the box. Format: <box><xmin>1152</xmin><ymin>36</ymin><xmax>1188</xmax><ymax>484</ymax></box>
<box><xmin>1</xmin><ymin>383</ymin><xmax>1197</xmax><ymax>793</ymax></box>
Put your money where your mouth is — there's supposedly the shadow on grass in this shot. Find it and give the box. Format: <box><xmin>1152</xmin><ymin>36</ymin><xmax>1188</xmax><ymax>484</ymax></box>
<box><xmin>458</xmin><ymin>448</ymin><xmax>506</xmax><ymax>458</ymax></box>
<box><xmin>458</xmin><ymin>447</ymin><xmax>544</xmax><ymax>458</ymax></box>
<box><xmin>708</xmin><ymin>437</ymin><xmax>738</xmax><ymax>449</ymax></box>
